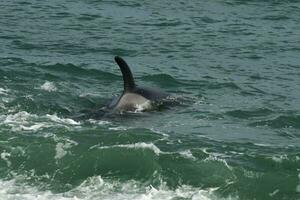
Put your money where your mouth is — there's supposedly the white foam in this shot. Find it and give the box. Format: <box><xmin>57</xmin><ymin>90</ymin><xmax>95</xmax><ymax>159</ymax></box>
<box><xmin>269</xmin><ymin>189</ymin><xmax>279</xmax><ymax>197</ymax></box>
<box><xmin>204</xmin><ymin>155</ymin><xmax>233</xmax><ymax>171</ymax></box>
<box><xmin>0</xmin><ymin>103</ymin><xmax>5</xmax><ymax>110</ymax></box>
<box><xmin>55</xmin><ymin>139</ymin><xmax>78</xmax><ymax>160</ymax></box>
<box><xmin>1</xmin><ymin>111</ymin><xmax>80</xmax><ymax>132</ymax></box>
<box><xmin>0</xmin><ymin>151</ymin><xmax>11</xmax><ymax>167</ymax></box>
<box><xmin>3</xmin><ymin>111</ymin><xmax>36</xmax><ymax>124</ymax></box>
<box><xmin>150</xmin><ymin>128</ymin><xmax>169</xmax><ymax>137</ymax></box>
<box><xmin>253</xmin><ymin>143</ymin><xmax>272</xmax><ymax>147</ymax></box>
<box><xmin>0</xmin><ymin>175</ymin><xmax>237</xmax><ymax>200</ymax></box>
<box><xmin>271</xmin><ymin>155</ymin><xmax>288</xmax><ymax>163</ymax></box>
<box><xmin>46</xmin><ymin>114</ymin><xmax>80</xmax><ymax>125</ymax></box>
<box><xmin>179</xmin><ymin>150</ymin><xmax>196</xmax><ymax>160</ymax></box>
<box><xmin>296</xmin><ymin>185</ymin><xmax>300</xmax><ymax>193</ymax></box>
<box><xmin>92</xmin><ymin>142</ymin><xmax>162</xmax><ymax>155</ymax></box>
<box><xmin>0</xmin><ymin>88</ymin><xmax>10</xmax><ymax>95</ymax></box>
<box><xmin>19</xmin><ymin>124</ymin><xmax>48</xmax><ymax>131</ymax></box>
<box><xmin>87</xmin><ymin>119</ymin><xmax>111</xmax><ymax>125</ymax></box>
<box><xmin>296</xmin><ymin>173</ymin><xmax>300</xmax><ymax>193</ymax></box>
<box><xmin>109</xmin><ymin>126</ymin><xmax>129</xmax><ymax>131</ymax></box>
<box><xmin>2</xmin><ymin>112</ymin><xmax>46</xmax><ymax>132</ymax></box>
<box><xmin>40</xmin><ymin>81</ymin><xmax>57</xmax><ymax>92</ymax></box>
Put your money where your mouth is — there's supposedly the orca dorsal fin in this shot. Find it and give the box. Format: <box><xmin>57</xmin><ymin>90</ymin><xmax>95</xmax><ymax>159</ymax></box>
<box><xmin>114</xmin><ymin>56</ymin><xmax>136</xmax><ymax>92</ymax></box>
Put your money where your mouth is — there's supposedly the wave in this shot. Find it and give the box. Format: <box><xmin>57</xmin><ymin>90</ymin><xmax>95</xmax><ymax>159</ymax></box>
<box><xmin>0</xmin><ymin>88</ymin><xmax>10</xmax><ymax>95</ymax></box>
<box><xmin>1</xmin><ymin>57</ymin><xmax>117</xmax><ymax>79</ymax></box>
<box><xmin>0</xmin><ymin>175</ymin><xmax>233</xmax><ymax>200</ymax></box>
<box><xmin>225</xmin><ymin>108</ymin><xmax>274</xmax><ymax>119</ymax></box>
<box><xmin>1</xmin><ymin>111</ymin><xmax>81</xmax><ymax>132</ymax></box>
<box><xmin>40</xmin><ymin>81</ymin><xmax>57</xmax><ymax>92</ymax></box>
<box><xmin>35</xmin><ymin>63</ymin><xmax>118</xmax><ymax>80</ymax></box>
<box><xmin>142</xmin><ymin>74</ymin><xmax>181</xmax><ymax>88</ymax></box>
<box><xmin>207</xmin><ymin>82</ymin><xmax>241</xmax><ymax>90</ymax></box>
<box><xmin>90</xmin><ymin>142</ymin><xmax>162</xmax><ymax>155</ymax></box>
<box><xmin>262</xmin><ymin>15</ymin><xmax>290</xmax><ymax>21</ymax></box>
<box><xmin>249</xmin><ymin>115</ymin><xmax>300</xmax><ymax>129</ymax></box>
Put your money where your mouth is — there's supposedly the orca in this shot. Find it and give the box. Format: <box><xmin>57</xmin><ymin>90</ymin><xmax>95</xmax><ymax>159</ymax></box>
<box><xmin>107</xmin><ymin>56</ymin><xmax>169</xmax><ymax>112</ymax></box>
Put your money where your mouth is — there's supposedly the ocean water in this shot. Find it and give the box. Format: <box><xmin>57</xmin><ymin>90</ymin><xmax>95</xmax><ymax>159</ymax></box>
<box><xmin>1</xmin><ymin>0</ymin><xmax>300</xmax><ymax>199</ymax></box>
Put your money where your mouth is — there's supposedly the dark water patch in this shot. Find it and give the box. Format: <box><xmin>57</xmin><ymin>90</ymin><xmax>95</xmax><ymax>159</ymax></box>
<box><xmin>158</xmin><ymin>153</ymin><xmax>234</xmax><ymax>188</ymax></box>
<box><xmin>249</xmin><ymin>115</ymin><xmax>300</xmax><ymax>129</ymax></box>
<box><xmin>224</xmin><ymin>0</ymin><xmax>288</xmax><ymax>6</ymax></box>
<box><xmin>0</xmin><ymin>132</ymin><xmax>159</xmax><ymax>191</ymax></box>
<box><xmin>225</xmin><ymin>108</ymin><xmax>274</xmax><ymax>119</ymax></box>
<box><xmin>33</xmin><ymin>63</ymin><xmax>118</xmax><ymax>81</ymax></box>
<box><xmin>199</xmin><ymin>142</ymin><xmax>300</xmax><ymax>198</ymax></box>
<box><xmin>4</xmin><ymin>96</ymin><xmax>71</xmax><ymax>116</ymax></box>
<box><xmin>201</xmin><ymin>16</ymin><xmax>222</xmax><ymax>24</ymax></box>
<box><xmin>220</xmin><ymin>149</ymin><xmax>300</xmax><ymax>199</ymax></box>
<box><xmin>7</xmin><ymin>92</ymin><xmax>88</xmax><ymax>115</ymax></box>
<box><xmin>245</xmin><ymin>54</ymin><xmax>264</xmax><ymax>60</ymax></box>
<box><xmin>77</xmin><ymin>14</ymin><xmax>101</xmax><ymax>21</ymax></box>
<box><xmin>114</xmin><ymin>1</ymin><xmax>143</xmax><ymax>7</ymax></box>
<box><xmin>192</xmin><ymin>112</ymin><xmax>224</xmax><ymax>121</ymax></box>
<box><xmin>0</xmin><ymin>57</ymin><xmax>27</xmax><ymax>66</ymax></box>
<box><xmin>50</xmin><ymin>12</ymin><xmax>72</xmax><ymax>18</ymax></box>
<box><xmin>75</xmin><ymin>128</ymin><xmax>162</xmax><ymax>146</ymax></box>
<box><xmin>142</xmin><ymin>74</ymin><xmax>181</xmax><ymax>88</ymax></box>
<box><xmin>207</xmin><ymin>82</ymin><xmax>241</xmax><ymax>90</ymax></box>
<box><xmin>103</xmin><ymin>47</ymin><xmax>138</xmax><ymax>57</ymax></box>
<box><xmin>262</xmin><ymin>15</ymin><xmax>291</xmax><ymax>21</ymax></box>
<box><xmin>136</xmin><ymin>20</ymin><xmax>183</xmax><ymax>27</ymax></box>
<box><xmin>276</xmin><ymin>129</ymin><xmax>298</xmax><ymax>139</ymax></box>
<box><xmin>0</xmin><ymin>35</ymin><xmax>26</xmax><ymax>40</ymax></box>
<box><xmin>16</xmin><ymin>1</ymin><xmax>32</xmax><ymax>5</ymax></box>
<box><xmin>247</xmin><ymin>85</ymin><xmax>268</xmax><ymax>95</ymax></box>
<box><xmin>220</xmin><ymin>168</ymin><xmax>299</xmax><ymax>200</ymax></box>
<box><xmin>249</xmin><ymin>73</ymin><xmax>263</xmax><ymax>80</ymax></box>
<box><xmin>11</xmin><ymin>40</ymin><xmax>42</xmax><ymax>50</ymax></box>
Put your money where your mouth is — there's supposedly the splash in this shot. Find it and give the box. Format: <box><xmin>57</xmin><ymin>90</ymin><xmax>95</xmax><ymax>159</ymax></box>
<box><xmin>40</xmin><ymin>81</ymin><xmax>57</xmax><ymax>92</ymax></box>
<box><xmin>0</xmin><ymin>175</ymin><xmax>237</xmax><ymax>200</ymax></box>
<box><xmin>1</xmin><ymin>111</ymin><xmax>80</xmax><ymax>132</ymax></box>
<box><xmin>90</xmin><ymin>142</ymin><xmax>162</xmax><ymax>155</ymax></box>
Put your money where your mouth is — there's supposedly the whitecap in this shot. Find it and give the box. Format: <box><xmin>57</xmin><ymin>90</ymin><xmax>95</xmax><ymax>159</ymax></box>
<box><xmin>0</xmin><ymin>175</ymin><xmax>238</xmax><ymax>200</ymax></box>
<box><xmin>54</xmin><ymin>139</ymin><xmax>78</xmax><ymax>160</ymax></box>
<box><xmin>269</xmin><ymin>189</ymin><xmax>279</xmax><ymax>197</ymax></box>
<box><xmin>46</xmin><ymin>114</ymin><xmax>80</xmax><ymax>125</ymax></box>
<box><xmin>204</xmin><ymin>154</ymin><xmax>233</xmax><ymax>171</ymax></box>
<box><xmin>3</xmin><ymin>111</ymin><xmax>35</xmax><ymax>124</ymax></box>
<box><xmin>0</xmin><ymin>151</ymin><xmax>11</xmax><ymax>167</ymax></box>
<box><xmin>0</xmin><ymin>88</ymin><xmax>10</xmax><ymax>95</ymax></box>
<box><xmin>109</xmin><ymin>126</ymin><xmax>129</xmax><ymax>131</ymax></box>
<box><xmin>1</xmin><ymin>111</ymin><xmax>80</xmax><ymax>132</ymax></box>
<box><xmin>40</xmin><ymin>81</ymin><xmax>57</xmax><ymax>92</ymax></box>
<box><xmin>88</xmin><ymin>119</ymin><xmax>111</xmax><ymax>125</ymax></box>
<box><xmin>19</xmin><ymin>124</ymin><xmax>48</xmax><ymax>131</ymax></box>
<box><xmin>150</xmin><ymin>128</ymin><xmax>169</xmax><ymax>137</ymax></box>
<box><xmin>271</xmin><ymin>154</ymin><xmax>288</xmax><ymax>163</ymax></box>
<box><xmin>91</xmin><ymin>142</ymin><xmax>162</xmax><ymax>155</ymax></box>
<box><xmin>179</xmin><ymin>150</ymin><xmax>196</xmax><ymax>160</ymax></box>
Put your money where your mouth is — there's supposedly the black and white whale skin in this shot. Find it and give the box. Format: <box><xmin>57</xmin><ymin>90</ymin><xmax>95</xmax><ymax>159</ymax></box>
<box><xmin>108</xmin><ymin>56</ymin><xmax>169</xmax><ymax>112</ymax></box>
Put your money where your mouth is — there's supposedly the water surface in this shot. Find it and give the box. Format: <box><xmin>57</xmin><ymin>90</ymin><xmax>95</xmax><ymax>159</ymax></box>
<box><xmin>1</xmin><ymin>0</ymin><xmax>300</xmax><ymax>199</ymax></box>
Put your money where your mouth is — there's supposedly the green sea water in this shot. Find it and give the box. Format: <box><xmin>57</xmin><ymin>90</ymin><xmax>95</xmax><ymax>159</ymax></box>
<box><xmin>1</xmin><ymin>0</ymin><xmax>300</xmax><ymax>199</ymax></box>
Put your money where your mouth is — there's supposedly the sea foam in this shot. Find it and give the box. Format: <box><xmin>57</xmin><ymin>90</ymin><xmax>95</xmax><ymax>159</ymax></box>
<box><xmin>0</xmin><ymin>175</ymin><xmax>237</xmax><ymax>200</ymax></box>
<box><xmin>40</xmin><ymin>81</ymin><xmax>57</xmax><ymax>92</ymax></box>
<box><xmin>91</xmin><ymin>142</ymin><xmax>162</xmax><ymax>155</ymax></box>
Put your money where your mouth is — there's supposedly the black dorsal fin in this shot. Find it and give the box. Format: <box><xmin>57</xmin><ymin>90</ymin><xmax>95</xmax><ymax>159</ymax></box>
<box><xmin>114</xmin><ymin>56</ymin><xmax>136</xmax><ymax>92</ymax></box>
